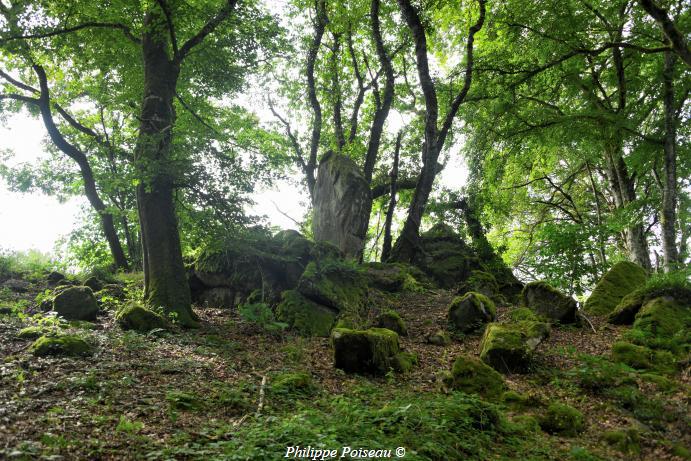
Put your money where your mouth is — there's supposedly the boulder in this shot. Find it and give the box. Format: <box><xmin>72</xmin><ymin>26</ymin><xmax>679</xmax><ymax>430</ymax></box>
<box><xmin>363</xmin><ymin>263</ymin><xmax>425</xmax><ymax>292</ymax></box>
<box><xmin>632</xmin><ymin>296</ymin><xmax>690</xmax><ymax>340</ymax></box>
<box><xmin>3</xmin><ymin>278</ymin><xmax>29</xmax><ymax>292</ymax></box>
<box><xmin>277</xmin><ymin>290</ymin><xmax>338</xmax><ymax>337</ymax></box>
<box><xmin>30</xmin><ymin>334</ymin><xmax>93</xmax><ymax>357</ymax></box>
<box><xmin>443</xmin><ymin>355</ymin><xmax>505</xmax><ymax>399</ymax></box>
<box><xmin>609</xmin><ymin>282</ymin><xmax>691</xmax><ymax>325</ymax></box>
<box><xmin>97</xmin><ymin>283</ymin><xmax>127</xmax><ymax>300</ymax></box>
<box><xmin>479</xmin><ymin>321</ymin><xmax>551</xmax><ymax>373</ymax></box>
<box><xmin>448</xmin><ymin>292</ymin><xmax>496</xmax><ymax>333</ymax></box>
<box><xmin>312</xmin><ymin>152</ymin><xmax>371</xmax><ymax>259</ymax></box>
<box><xmin>46</xmin><ymin>271</ymin><xmax>66</xmax><ymax>286</ymax></box>
<box><xmin>17</xmin><ymin>326</ymin><xmax>46</xmax><ymax>339</ymax></box>
<box><xmin>52</xmin><ymin>286</ymin><xmax>99</xmax><ymax>321</ymax></box>
<box><xmin>331</xmin><ymin>327</ymin><xmax>401</xmax><ymax>375</ymax></box>
<box><xmin>297</xmin><ymin>260</ymin><xmax>367</xmax><ymax>314</ymax></box>
<box><xmin>198</xmin><ymin>287</ymin><xmax>236</xmax><ymax>309</ymax></box>
<box><xmin>414</xmin><ymin>224</ymin><xmax>481</xmax><ymax>288</ymax></box>
<box><xmin>115</xmin><ymin>303</ymin><xmax>168</xmax><ymax>332</ymax></box>
<box><xmin>610</xmin><ymin>341</ymin><xmax>675</xmax><ymax>373</ymax></box>
<box><xmin>458</xmin><ymin>270</ymin><xmax>500</xmax><ymax>300</ymax></box>
<box><xmin>83</xmin><ymin>276</ymin><xmax>104</xmax><ymax>292</ymax></box>
<box><xmin>374</xmin><ymin>310</ymin><xmax>407</xmax><ymax>336</ymax></box>
<box><xmin>521</xmin><ymin>281</ymin><xmax>577</xmax><ymax>323</ymax></box>
<box><xmin>584</xmin><ymin>262</ymin><xmax>647</xmax><ymax>315</ymax></box>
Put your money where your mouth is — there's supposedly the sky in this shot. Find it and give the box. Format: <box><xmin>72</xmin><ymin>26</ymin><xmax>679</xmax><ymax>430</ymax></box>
<box><xmin>0</xmin><ymin>107</ymin><xmax>467</xmax><ymax>254</ymax></box>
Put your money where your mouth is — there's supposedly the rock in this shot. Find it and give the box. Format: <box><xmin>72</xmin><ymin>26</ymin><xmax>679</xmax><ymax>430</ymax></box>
<box><xmin>390</xmin><ymin>351</ymin><xmax>418</xmax><ymax>373</ymax></box>
<box><xmin>610</xmin><ymin>341</ymin><xmax>675</xmax><ymax>373</ymax></box>
<box><xmin>83</xmin><ymin>276</ymin><xmax>104</xmax><ymax>292</ymax></box>
<box><xmin>414</xmin><ymin>224</ymin><xmax>481</xmax><ymax>288</ymax></box>
<box><xmin>448</xmin><ymin>292</ymin><xmax>496</xmax><ymax>332</ymax></box>
<box><xmin>46</xmin><ymin>271</ymin><xmax>66</xmax><ymax>285</ymax></box>
<box><xmin>52</xmin><ymin>286</ymin><xmax>99</xmax><ymax>321</ymax></box>
<box><xmin>479</xmin><ymin>321</ymin><xmax>551</xmax><ymax>373</ymax></box>
<box><xmin>458</xmin><ymin>270</ymin><xmax>500</xmax><ymax>300</ymax></box>
<box><xmin>277</xmin><ymin>290</ymin><xmax>338</xmax><ymax>337</ymax></box>
<box><xmin>96</xmin><ymin>284</ymin><xmax>127</xmax><ymax>301</ymax></box>
<box><xmin>506</xmin><ymin>307</ymin><xmax>540</xmax><ymax>322</ymax></box>
<box><xmin>632</xmin><ymin>296</ymin><xmax>690</xmax><ymax>340</ymax></box>
<box><xmin>2</xmin><ymin>278</ymin><xmax>29</xmax><ymax>292</ymax></box>
<box><xmin>198</xmin><ymin>287</ymin><xmax>236</xmax><ymax>309</ymax></box>
<box><xmin>521</xmin><ymin>281</ymin><xmax>577</xmax><ymax>323</ymax></box>
<box><xmin>17</xmin><ymin>326</ymin><xmax>45</xmax><ymax>339</ymax></box>
<box><xmin>297</xmin><ymin>260</ymin><xmax>367</xmax><ymax>314</ymax></box>
<box><xmin>30</xmin><ymin>334</ymin><xmax>93</xmax><ymax>357</ymax></box>
<box><xmin>0</xmin><ymin>306</ymin><xmax>12</xmax><ymax>315</ymax></box>
<box><xmin>362</xmin><ymin>263</ymin><xmax>427</xmax><ymax>293</ymax></box>
<box><xmin>427</xmin><ymin>330</ymin><xmax>451</xmax><ymax>346</ymax></box>
<box><xmin>584</xmin><ymin>262</ymin><xmax>648</xmax><ymax>315</ymax></box>
<box><xmin>270</xmin><ymin>372</ymin><xmax>316</xmax><ymax>395</ymax></box>
<box><xmin>443</xmin><ymin>355</ymin><xmax>505</xmax><ymax>399</ymax></box>
<box><xmin>609</xmin><ymin>282</ymin><xmax>691</xmax><ymax>325</ymax></box>
<box><xmin>374</xmin><ymin>310</ymin><xmax>407</xmax><ymax>336</ymax></box>
<box><xmin>115</xmin><ymin>303</ymin><xmax>169</xmax><ymax>332</ymax></box>
<box><xmin>312</xmin><ymin>152</ymin><xmax>371</xmax><ymax>259</ymax></box>
<box><xmin>539</xmin><ymin>403</ymin><xmax>585</xmax><ymax>436</ymax></box>
<box><xmin>331</xmin><ymin>327</ymin><xmax>400</xmax><ymax>375</ymax></box>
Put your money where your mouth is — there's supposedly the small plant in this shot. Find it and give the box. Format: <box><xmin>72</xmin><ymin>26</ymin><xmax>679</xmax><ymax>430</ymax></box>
<box><xmin>115</xmin><ymin>415</ymin><xmax>144</xmax><ymax>434</ymax></box>
<box><xmin>238</xmin><ymin>302</ymin><xmax>287</xmax><ymax>332</ymax></box>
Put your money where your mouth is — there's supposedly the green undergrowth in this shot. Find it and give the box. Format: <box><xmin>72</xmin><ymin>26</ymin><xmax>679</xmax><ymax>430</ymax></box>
<box><xmin>153</xmin><ymin>384</ymin><xmax>562</xmax><ymax>460</ymax></box>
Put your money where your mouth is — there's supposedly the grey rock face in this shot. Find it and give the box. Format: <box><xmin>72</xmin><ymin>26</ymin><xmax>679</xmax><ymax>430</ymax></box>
<box><xmin>312</xmin><ymin>153</ymin><xmax>371</xmax><ymax>259</ymax></box>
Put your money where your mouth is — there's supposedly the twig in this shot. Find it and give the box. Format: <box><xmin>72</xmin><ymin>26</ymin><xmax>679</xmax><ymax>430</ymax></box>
<box><xmin>255</xmin><ymin>375</ymin><xmax>267</xmax><ymax>417</ymax></box>
<box><xmin>578</xmin><ymin>312</ymin><xmax>596</xmax><ymax>333</ymax></box>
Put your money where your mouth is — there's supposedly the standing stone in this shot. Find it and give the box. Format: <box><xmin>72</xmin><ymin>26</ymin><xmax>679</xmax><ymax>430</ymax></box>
<box><xmin>312</xmin><ymin>152</ymin><xmax>371</xmax><ymax>259</ymax></box>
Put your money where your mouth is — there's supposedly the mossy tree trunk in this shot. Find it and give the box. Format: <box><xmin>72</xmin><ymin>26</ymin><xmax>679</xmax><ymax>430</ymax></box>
<box><xmin>134</xmin><ymin>11</ymin><xmax>195</xmax><ymax>326</ymax></box>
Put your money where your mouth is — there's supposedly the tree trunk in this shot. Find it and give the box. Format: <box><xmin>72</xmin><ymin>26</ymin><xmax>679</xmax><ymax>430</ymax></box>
<box><xmin>381</xmin><ymin>131</ymin><xmax>401</xmax><ymax>261</ymax></box>
<box><xmin>134</xmin><ymin>12</ymin><xmax>196</xmax><ymax>327</ymax></box>
<box><xmin>33</xmin><ymin>65</ymin><xmax>130</xmax><ymax>271</ymax></box>
<box><xmin>661</xmin><ymin>51</ymin><xmax>679</xmax><ymax>271</ymax></box>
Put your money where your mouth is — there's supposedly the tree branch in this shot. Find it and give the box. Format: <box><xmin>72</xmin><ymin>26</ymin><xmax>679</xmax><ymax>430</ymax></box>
<box><xmin>0</xmin><ymin>22</ymin><xmax>141</xmax><ymax>44</ymax></box>
<box><xmin>176</xmin><ymin>0</ymin><xmax>237</xmax><ymax>63</ymax></box>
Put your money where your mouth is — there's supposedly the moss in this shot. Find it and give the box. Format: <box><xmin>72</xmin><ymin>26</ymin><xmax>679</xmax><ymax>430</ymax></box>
<box><xmin>480</xmin><ymin>321</ymin><xmax>550</xmax><ymax>372</ymax></box>
<box><xmin>445</xmin><ymin>355</ymin><xmax>505</xmax><ymax>399</ymax></box>
<box><xmin>166</xmin><ymin>390</ymin><xmax>203</xmax><ymax>411</ymax></box>
<box><xmin>610</xmin><ymin>341</ymin><xmax>676</xmax><ymax>373</ymax></box>
<box><xmin>539</xmin><ymin>403</ymin><xmax>585</xmax><ymax>436</ymax></box>
<box><xmin>508</xmin><ymin>415</ymin><xmax>541</xmax><ymax>435</ymax></box>
<box><xmin>507</xmin><ymin>307</ymin><xmax>540</xmax><ymax>322</ymax></box>
<box><xmin>298</xmin><ymin>260</ymin><xmax>368</xmax><ymax>314</ymax></box>
<box><xmin>115</xmin><ymin>302</ymin><xmax>168</xmax><ymax>333</ymax></box>
<box><xmin>632</xmin><ymin>296</ymin><xmax>690</xmax><ymax>339</ymax></box>
<box><xmin>331</xmin><ymin>327</ymin><xmax>400</xmax><ymax>375</ymax></box>
<box><xmin>501</xmin><ymin>390</ymin><xmax>529</xmax><ymax>406</ymax></box>
<box><xmin>271</xmin><ymin>372</ymin><xmax>316</xmax><ymax>396</ymax></box>
<box><xmin>375</xmin><ymin>310</ymin><xmax>407</xmax><ymax>336</ymax></box>
<box><xmin>448</xmin><ymin>292</ymin><xmax>496</xmax><ymax>333</ymax></box>
<box><xmin>30</xmin><ymin>334</ymin><xmax>93</xmax><ymax>357</ymax></box>
<box><xmin>521</xmin><ymin>281</ymin><xmax>577</xmax><ymax>323</ymax></box>
<box><xmin>584</xmin><ymin>262</ymin><xmax>648</xmax><ymax>315</ymax></box>
<box><xmin>391</xmin><ymin>352</ymin><xmax>418</xmax><ymax>373</ymax></box>
<box><xmin>603</xmin><ymin>385</ymin><xmax>667</xmax><ymax>427</ymax></box>
<box><xmin>609</xmin><ymin>275</ymin><xmax>691</xmax><ymax>325</ymax></box>
<box><xmin>460</xmin><ymin>270</ymin><xmax>500</xmax><ymax>299</ymax></box>
<box><xmin>17</xmin><ymin>326</ymin><xmax>46</xmax><ymax>339</ymax></box>
<box><xmin>276</xmin><ymin>290</ymin><xmax>337</xmax><ymax>337</ymax></box>
<box><xmin>427</xmin><ymin>330</ymin><xmax>451</xmax><ymax>346</ymax></box>
<box><xmin>602</xmin><ymin>429</ymin><xmax>641</xmax><ymax>454</ymax></box>
<box><xmin>364</xmin><ymin>263</ymin><xmax>426</xmax><ymax>293</ymax></box>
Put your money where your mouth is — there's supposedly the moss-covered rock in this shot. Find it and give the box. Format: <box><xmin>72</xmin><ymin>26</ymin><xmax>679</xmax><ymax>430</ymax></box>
<box><xmin>83</xmin><ymin>276</ymin><xmax>104</xmax><ymax>292</ymax></box>
<box><xmin>609</xmin><ymin>280</ymin><xmax>691</xmax><ymax>325</ymax></box>
<box><xmin>443</xmin><ymin>355</ymin><xmax>505</xmax><ymax>399</ymax></box>
<box><xmin>331</xmin><ymin>327</ymin><xmax>400</xmax><ymax>375</ymax></box>
<box><xmin>539</xmin><ymin>403</ymin><xmax>584</xmax><ymax>436</ymax></box>
<box><xmin>479</xmin><ymin>321</ymin><xmax>550</xmax><ymax>373</ymax></box>
<box><xmin>96</xmin><ymin>284</ymin><xmax>127</xmax><ymax>301</ymax></box>
<box><xmin>298</xmin><ymin>260</ymin><xmax>368</xmax><ymax>315</ymax></box>
<box><xmin>277</xmin><ymin>290</ymin><xmax>338</xmax><ymax>337</ymax></box>
<box><xmin>375</xmin><ymin>310</ymin><xmax>407</xmax><ymax>336</ymax></box>
<box><xmin>363</xmin><ymin>263</ymin><xmax>427</xmax><ymax>293</ymax></box>
<box><xmin>610</xmin><ymin>341</ymin><xmax>676</xmax><ymax>373</ymax></box>
<box><xmin>458</xmin><ymin>270</ymin><xmax>500</xmax><ymax>300</ymax></box>
<box><xmin>17</xmin><ymin>326</ymin><xmax>46</xmax><ymax>339</ymax></box>
<box><xmin>448</xmin><ymin>292</ymin><xmax>496</xmax><ymax>333</ymax></box>
<box><xmin>271</xmin><ymin>371</ymin><xmax>316</xmax><ymax>396</ymax></box>
<box><xmin>30</xmin><ymin>334</ymin><xmax>93</xmax><ymax>357</ymax></box>
<box><xmin>506</xmin><ymin>307</ymin><xmax>541</xmax><ymax>322</ymax></box>
<box><xmin>631</xmin><ymin>296</ymin><xmax>690</xmax><ymax>345</ymax></box>
<box><xmin>115</xmin><ymin>303</ymin><xmax>168</xmax><ymax>332</ymax></box>
<box><xmin>584</xmin><ymin>261</ymin><xmax>648</xmax><ymax>315</ymax></box>
<box><xmin>46</xmin><ymin>271</ymin><xmax>66</xmax><ymax>286</ymax></box>
<box><xmin>427</xmin><ymin>330</ymin><xmax>451</xmax><ymax>346</ymax></box>
<box><xmin>52</xmin><ymin>286</ymin><xmax>99</xmax><ymax>321</ymax></box>
<box><xmin>602</xmin><ymin>429</ymin><xmax>641</xmax><ymax>454</ymax></box>
<box><xmin>415</xmin><ymin>224</ymin><xmax>482</xmax><ymax>288</ymax></box>
<box><xmin>521</xmin><ymin>281</ymin><xmax>577</xmax><ymax>323</ymax></box>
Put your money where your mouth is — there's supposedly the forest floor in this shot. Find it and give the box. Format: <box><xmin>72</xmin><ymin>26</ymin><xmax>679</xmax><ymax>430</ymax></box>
<box><xmin>0</xmin><ymin>275</ymin><xmax>689</xmax><ymax>460</ymax></box>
